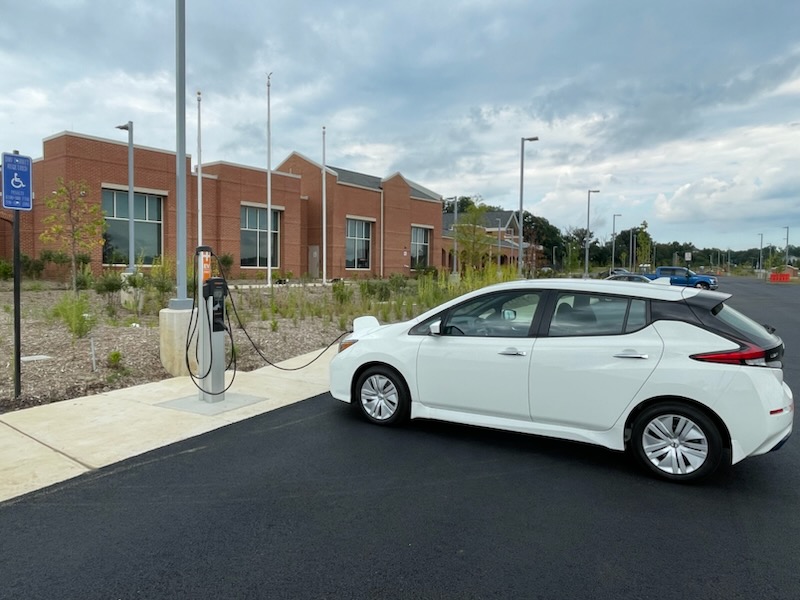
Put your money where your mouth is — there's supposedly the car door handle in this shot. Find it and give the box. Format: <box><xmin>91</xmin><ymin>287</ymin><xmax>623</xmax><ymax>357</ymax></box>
<box><xmin>613</xmin><ymin>352</ymin><xmax>649</xmax><ymax>359</ymax></box>
<box><xmin>498</xmin><ymin>348</ymin><xmax>527</xmax><ymax>356</ymax></box>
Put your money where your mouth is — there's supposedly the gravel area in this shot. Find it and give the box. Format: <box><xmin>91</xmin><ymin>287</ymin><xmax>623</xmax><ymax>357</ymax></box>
<box><xmin>0</xmin><ymin>282</ymin><xmax>350</xmax><ymax>414</ymax></box>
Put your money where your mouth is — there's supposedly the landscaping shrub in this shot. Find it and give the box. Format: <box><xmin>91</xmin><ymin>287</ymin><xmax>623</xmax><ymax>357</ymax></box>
<box><xmin>0</xmin><ymin>259</ymin><xmax>12</xmax><ymax>281</ymax></box>
<box><xmin>52</xmin><ymin>292</ymin><xmax>96</xmax><ymax>339</ymax></box>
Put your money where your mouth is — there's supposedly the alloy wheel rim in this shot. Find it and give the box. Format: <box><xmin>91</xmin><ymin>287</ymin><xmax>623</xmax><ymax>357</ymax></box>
<box><xmin>642</xmin><ymin>414</ymin><xmax>708</xmax><ymax>475</ymax></box>
<box><xmin>360</xmin><ymin>375</ymin><xmax>398</xmax><ymax>421</ymax></box>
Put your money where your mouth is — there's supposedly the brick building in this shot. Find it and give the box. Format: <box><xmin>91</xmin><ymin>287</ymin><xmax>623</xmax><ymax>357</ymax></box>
<box><xmin>277</xmin><ymin>152</ymin><xmax>443</xmax><ymax>279</ymax></box>
<box><xmin>0</xmin><ymin>131</ymin><xmax>445</xmax><ymax>280</ymax></box>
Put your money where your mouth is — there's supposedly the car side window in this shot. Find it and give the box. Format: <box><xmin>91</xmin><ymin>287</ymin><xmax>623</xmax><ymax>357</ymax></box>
<box><xmin>443</xmin><ymin>291</ymin><xmax>541</xmax><ymax>337</ymax></box>
<box><xmin>625</xmin><ymin>299</ymin><xmax>647</xmax><ymax>332</ymax></box>
<box><xmin>549</xmin><ymin>293</ymin><xmax>646</xmax><ymax>337</ymax></box>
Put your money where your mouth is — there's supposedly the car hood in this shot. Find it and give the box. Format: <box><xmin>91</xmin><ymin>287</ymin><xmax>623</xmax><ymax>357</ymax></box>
<box><xmin>349</xmin><ymin>316</ymin><xmax>408</xmax><ymax>340</ymax></box>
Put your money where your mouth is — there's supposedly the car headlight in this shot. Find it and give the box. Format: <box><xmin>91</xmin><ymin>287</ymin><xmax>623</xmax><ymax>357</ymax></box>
<box><xmin>338</xmin><ymin>338</ymin><xmax>358</xmax><ymax>353</ymax></box>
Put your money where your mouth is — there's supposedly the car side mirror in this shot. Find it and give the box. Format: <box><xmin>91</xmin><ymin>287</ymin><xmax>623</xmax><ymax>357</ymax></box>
<box><xmin>502</xmin><ymin>309</ymin><xmax>516</xmax><ymax>321</ymax></box>
<box><xmin>429</xmin><ymin>320</ymin><xmax>442</xmax><ymax>335</ymax></box>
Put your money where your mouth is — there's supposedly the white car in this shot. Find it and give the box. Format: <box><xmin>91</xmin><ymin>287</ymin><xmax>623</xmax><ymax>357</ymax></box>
<box><xmin>330</xmin><ymin>279</ymin><xmax>793</xmax><ymax>482</ymax></box>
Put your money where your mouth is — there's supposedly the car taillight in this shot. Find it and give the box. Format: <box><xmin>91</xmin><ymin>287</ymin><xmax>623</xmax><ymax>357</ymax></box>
<box><xmin>691</xmin><ymin>342</ymin><xmax>781</xmax><ymax>368</ymax></box>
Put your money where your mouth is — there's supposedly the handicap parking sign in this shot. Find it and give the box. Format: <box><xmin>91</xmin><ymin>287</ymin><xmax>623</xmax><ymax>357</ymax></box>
<box><xmin>2</xmin><ymin>152</ymin><xmax>33</xmax><ymax>211</ymax></box>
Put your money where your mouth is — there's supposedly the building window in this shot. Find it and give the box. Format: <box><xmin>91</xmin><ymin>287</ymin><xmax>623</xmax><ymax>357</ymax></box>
<box><xmin>102</xmin><ymin>189</ymin><xmax>163</xmax><ymax>265</ymax></box>
<box><xmin>240</xmin><ymin>206</ymin><xmax>279</xmax><ymax>268</ymax></box>
<box><xmin>411</xmin><ymin>226</ymin><xmax>430</xmax><ymax>269</ymax></box>
<box><xmin>346</xmin><ymin>218</ymin><xmax>371</xmax><ymax>269</ymax></box>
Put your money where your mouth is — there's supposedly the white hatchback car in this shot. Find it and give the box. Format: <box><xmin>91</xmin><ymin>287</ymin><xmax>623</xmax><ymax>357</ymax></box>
<box><xmin>330</xmin><ymin>279</ymin><xmax>793</xmax><ymax>482</ymax></box>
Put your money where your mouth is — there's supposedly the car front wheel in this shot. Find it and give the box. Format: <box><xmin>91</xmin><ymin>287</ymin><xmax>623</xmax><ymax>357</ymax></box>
<box><xmin>695</xmin><ymin>282</ymin><xmax>710</xmax><ymax>289</ymax></box>
<box><xmin>354</xmin><ymin>366</ymin><xmax>410</xmax><ymax>426</ymax></box>
<box><xmin>631</xmin><ymin>403</ymin><xmax>723</xmax><ymax>482</ymax></box>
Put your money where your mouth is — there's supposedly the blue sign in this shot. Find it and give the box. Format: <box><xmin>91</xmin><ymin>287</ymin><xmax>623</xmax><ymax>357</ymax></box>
<box><xmin>2</xmin><ymin>152</ymin><xmax>33</xmax><ymax>211</ymax></box>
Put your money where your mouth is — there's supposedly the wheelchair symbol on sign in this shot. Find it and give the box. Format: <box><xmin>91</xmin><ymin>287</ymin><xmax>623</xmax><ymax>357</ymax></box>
<box><xmin>10</xmin><ymin>172</ymin><xmax>25</xmax><ymax>189</ymax></box>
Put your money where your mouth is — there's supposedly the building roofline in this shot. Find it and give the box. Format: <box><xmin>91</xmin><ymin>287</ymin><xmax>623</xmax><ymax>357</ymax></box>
<box><xmin>201</xmin><ymin>160</ymin><xmax>300</xmax><ymax>179</ymax></box>
<box><xmin>276</xmin><ymin>150</ymin><xmax>337</xmax><ymax>176</ymax></box>
<box><xmin>42</xmin><ymin>130</ymin><xmax>181</xmax><ymax>158</ymax></box>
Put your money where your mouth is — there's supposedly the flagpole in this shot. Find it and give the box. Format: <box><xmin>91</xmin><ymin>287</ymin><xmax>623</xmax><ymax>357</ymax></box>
<box><xmin>322</xmin><ymin>126</ymin><xmax>327</xmax><ymax>284</ymax></box>
<box><xmin>267</xmin><ymin>72</ymin><xmax>273</xmax><ymax>286</ymax></box>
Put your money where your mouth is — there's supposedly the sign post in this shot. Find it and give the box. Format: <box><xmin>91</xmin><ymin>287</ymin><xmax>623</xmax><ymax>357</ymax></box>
<box><xmin>3</xmin><ymin>152</ymin><xmax>33</xmax><ymax>399</ymax></box>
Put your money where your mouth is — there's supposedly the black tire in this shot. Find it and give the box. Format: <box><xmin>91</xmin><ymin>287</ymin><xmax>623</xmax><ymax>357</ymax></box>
<box><xmin>630</xmin><ymin>403</ymin><xmax>723</xmax><ymax>482</ymax></box>
<box><xmin>354</xmin><ymin>366</ymin><xmax>410</xmax><ymax>426</ymax></box>
<box><xmin>695</xmin><ymin>282</ymin><xmax>710</xmax><ymax>290</ymax></box>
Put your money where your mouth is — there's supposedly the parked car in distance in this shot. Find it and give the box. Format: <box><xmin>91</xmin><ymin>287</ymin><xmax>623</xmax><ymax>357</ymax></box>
<box><xmin>330</xmin><ymin>279</ymin><xmax>793</xmax><ymax>482</ymax></box>
<box><xmin>643</xmin><ymin>266</ymin><xmax>718</xmax><ymax>290</ymax></box>
<box><xmin>599</xmin><ymin>267</ymin><xmax>632</xmax><ymax>278</ymax></box>
<box><xmin>605</xmin><ymin>273</ymin><xmax>652</xmax><ymax>283</ymax></box>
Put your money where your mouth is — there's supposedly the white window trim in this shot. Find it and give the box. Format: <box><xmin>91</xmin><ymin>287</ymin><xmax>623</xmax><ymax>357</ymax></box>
<box><xmin>345</xmin><ymin>217</ymin><xmax>373</xmax><ymax>270</ymax></box>
<box><xmin>240</xmin><ymin>205</ymin><xmax>282</xmax><ymax>269</ymax></box>
<box><xmin>242</xmin><ymin>201</ymin><xmax>285</xmax><ymax>211</ymax></box>
<box><xmin>102</xmin><ymin>182</ymin><xmax>169</xmax><ymax>196</ymax></box>
<box><xmin>101</xmin><ymin>189</ymin><xmax>164</xmax><ymax>266</ymax></box>
<box><xmin>410</xmin><ymin>225</ymin><xmax>431</xmax><ymax>271</ymax></box>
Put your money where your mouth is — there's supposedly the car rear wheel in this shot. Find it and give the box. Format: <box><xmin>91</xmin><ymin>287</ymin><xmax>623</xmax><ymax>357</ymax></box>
<box><xmin>354</xmin><ymin>366</ymin><xmax>410</xmax><ymax>426</ymax></box>
<box><xmin>631</xmin><ymin>403</ymin><xmax>723</xmax><ymax>482</ymax></box>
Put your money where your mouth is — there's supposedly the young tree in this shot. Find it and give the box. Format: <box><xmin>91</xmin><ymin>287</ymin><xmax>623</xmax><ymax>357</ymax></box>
<box><xmin>454</xmin><ymin>205</ymin><xmax>492</xmax><ymax>270</ymax></box>
<box><xmin>562</xmin><ymin>227</ymin><xmax>586</xmax><ymax>273</ymax></box>
<box><xmin>40</xmin><ymin>178</ymin><xmax>106</xmax><ymax>293</ymax></box>
<box><xmin>636</xmin><ymin>221</ymin><xmax>652</xmax><ymax>270</ymax></box>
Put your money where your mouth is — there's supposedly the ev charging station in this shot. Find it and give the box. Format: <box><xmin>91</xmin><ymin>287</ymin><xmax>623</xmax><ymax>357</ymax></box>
<box><xmin>196</xmin><ymin>246</ymin><xmax>227</xmax><ymax>402</ymax></box>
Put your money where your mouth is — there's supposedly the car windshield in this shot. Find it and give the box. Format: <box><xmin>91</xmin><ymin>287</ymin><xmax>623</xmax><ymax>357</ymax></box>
<box><xmin>712</xmin><ymin>302</ymin><xmax>778</xmax><ymax>347</ymax></box>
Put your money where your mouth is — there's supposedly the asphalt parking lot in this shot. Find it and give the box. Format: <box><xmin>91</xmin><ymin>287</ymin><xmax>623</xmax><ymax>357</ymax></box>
<box><xmin>0</xmin><ymin>277</ymin><xmax>798</xmax><ymax>600</ymax></box>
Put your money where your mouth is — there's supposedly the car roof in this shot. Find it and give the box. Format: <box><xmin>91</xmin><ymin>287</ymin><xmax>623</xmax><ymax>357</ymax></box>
<box><xmin>464</xmin><ymin>278</ymin><xmax>729</xmax><ymax>302</ymax></box>
<box><xmin>407</xmin><ymin>278</ymin><xmax>732</xmax><ymax>327</ymax></box>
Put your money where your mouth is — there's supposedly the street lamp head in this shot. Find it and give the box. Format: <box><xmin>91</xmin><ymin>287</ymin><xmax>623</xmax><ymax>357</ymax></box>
<box><xmin>589</xmin><ymin>189</ymin><xmax>600</xmax><ymax>193</ymax></box>
<box><xmin>116</xmin><ymin>123</ymin><xmax>129</xmax><ymax>131</ymax></box>
<box><xmin>523</xmin><ymin>136</ymin><xmax>539</xmax><ymax>142</ymax></box>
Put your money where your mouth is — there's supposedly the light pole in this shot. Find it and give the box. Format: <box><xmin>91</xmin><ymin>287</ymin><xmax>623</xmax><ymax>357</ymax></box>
<box><xmin>196</xmin><ymin>92</ymin><xmax>203</xmax><ymax>247</ymax></box>
<box><xmin>115</xmin><ymin>121</ymin><xmax>135</xmax><ymax>273</ymax></box>
<box><xmin>451</xmin><ymin>197</ymin><xmax>459</xmax><ymax>275</ymax></box>
<box><xmin>784</xmin><ymin>226</ymin><xmax>790</xmax><ymax>267</ymax></box>
<box><xmin>518</xmin><ymin>136</ymin><xmax>538</xmax><ymax>278</ymax></box>
<box><xmin>266</xmin><ymin>73</ymin><xmax>273</xmax><ymax>286</ymax></box>
<box><xmin>584</xmin><ymin>189</ymin><xmax>599</xmax><ymax>278</ymax></box>
<box><xmin>611</xmin><ymin>213</ymin><xmax>621</xmax><ymax>271</ymax></box>
<box><xmin>496</xmin><ymin>218</ymin><xmax>502</xmax><ymax>270</ymax></box>
<box><xmin>758</xmin><ymin>233</ymin><xmax>763</xmax><ymax>273</ymax></box>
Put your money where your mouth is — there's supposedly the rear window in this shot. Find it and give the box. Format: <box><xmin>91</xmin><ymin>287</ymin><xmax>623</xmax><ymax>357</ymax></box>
<box><xmin>711</xmin><ymin>302</ymin><xmax>779</xmax><ymax>348</ymax></box>
<box><xmin>548</xmin><ymin>293</ymin><xmax>647</xmax><ymax>337</ymax></box>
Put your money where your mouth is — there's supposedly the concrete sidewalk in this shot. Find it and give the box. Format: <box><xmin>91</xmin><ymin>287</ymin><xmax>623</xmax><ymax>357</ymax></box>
<box><xmin>0</xmin><ymin>346</ymin><xmax>336</xmax><ymax>503</ymax></box>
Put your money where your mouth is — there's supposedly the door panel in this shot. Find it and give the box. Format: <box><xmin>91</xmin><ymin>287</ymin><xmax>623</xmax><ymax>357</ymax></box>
<box><xmin>416</xmin><ymin>336</ymin><xmax>534</xmax><ymax>421</ymax></box>
<box><xmin>529</xmin><ymin>327</ymin><xmax>664</xmax><ymax>430</ymax></box>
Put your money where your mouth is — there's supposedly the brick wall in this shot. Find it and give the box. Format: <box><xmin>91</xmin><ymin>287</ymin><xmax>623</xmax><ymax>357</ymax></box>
<box><xmin>1</xmin><ymin>133</ymin><xmax>444</xmax><ymax>282</ymax></box>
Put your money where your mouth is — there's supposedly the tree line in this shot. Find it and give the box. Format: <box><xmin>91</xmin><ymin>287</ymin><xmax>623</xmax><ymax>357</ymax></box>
<box><xmin>443</xmin><ymin>196</ymin><xmax>796</xmax><ymax>274</ymax></box>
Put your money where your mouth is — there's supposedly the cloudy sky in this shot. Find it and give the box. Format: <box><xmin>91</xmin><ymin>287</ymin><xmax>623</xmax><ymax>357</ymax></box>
<box><xmin>2</xmin><ymin>0</ymin><xmax>799</xmax><ymax>251</ymax></box>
